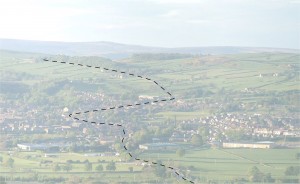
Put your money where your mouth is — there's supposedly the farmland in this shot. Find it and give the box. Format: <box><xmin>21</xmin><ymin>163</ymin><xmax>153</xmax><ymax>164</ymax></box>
<box><xmin>1</xmin><ymin>148</ymin><xmax>299</xmax><ymax>183</ymax></box>
<box><xmin>0</xmin><ymin>50</ymin><xmax>299</xmax><ymax>183</ymax></box>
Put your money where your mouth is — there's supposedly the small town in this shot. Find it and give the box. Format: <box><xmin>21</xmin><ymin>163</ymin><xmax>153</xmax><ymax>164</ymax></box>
<box><xmin>1</xmin><ymin>91</ymin><xmax>299</xmax><ymax>153</ymax></box>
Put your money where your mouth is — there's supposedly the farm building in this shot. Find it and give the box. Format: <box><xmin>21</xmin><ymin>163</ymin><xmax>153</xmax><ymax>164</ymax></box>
<box><xmin>222</xmin><ymin>141</ymin><xmax>275</xmax><ymax>149</ymax></box>
<box><xmin>17</xmin><ymin>143</ymin><xmax>60</xmax><ymax>152</ymax></box>
<box><xmin>139</xmin><ymin>143</ymin><xmax>178</xmax><ymax>150</ymax></box>
<box><xmin>44</xmin><ymin>153</ymin><xmax>59</xmax><ymax>158</ymax></box>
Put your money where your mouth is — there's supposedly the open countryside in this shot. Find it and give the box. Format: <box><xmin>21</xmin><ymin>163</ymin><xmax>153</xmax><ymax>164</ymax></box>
<box><xmin>0</xmin><ymin>49</ymin><xmax>299</xmax><ymax>183</ymax></box>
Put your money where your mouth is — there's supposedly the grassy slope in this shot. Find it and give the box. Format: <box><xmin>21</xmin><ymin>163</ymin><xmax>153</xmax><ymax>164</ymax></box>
<box><xmin>1</xmin><ymin>50</ymin><xmax>299</xmax><ymax>182</ymax></box>
<box><xmin>1</xmin><ymin>51</ymin><xmax>299</xmax><ymax>89</ymax></box>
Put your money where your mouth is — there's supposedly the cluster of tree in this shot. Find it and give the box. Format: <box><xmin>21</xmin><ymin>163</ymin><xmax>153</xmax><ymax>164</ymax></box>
<box><xmin>0</xmin><ymin>82</ymin><xmax>29</xmax><ymax>94</ymax></box>
<box><xmin>130</xmin><ymin>129</ymin><xmax>152</xmax><ymax>146</ymax></box>
<box><xmin>123</xmin><ymin>126</ymin><xmax>175</xmax><ymax>151</ymax></box>
<box><xmin>191</xmin><ymin>134</ymin><xmax>204</xmax><ymax>146</ymax></box>
<box><xmin>84</xmin><ymin>162</ymin><xmax>92</xmax><ymax>171</ymax></box>
<box><xmin>52</xmin><ymin>163</ymin><xmax>72</xmax><ymax>172</ymax></box>
<box><xmin>296</xmin><ymin>153</ymin><xmax>300</xmax><ymax>160</ymax></box>
<box><xmin>142</xmin><ymin>161</ymin><xmax>198</xmax><ymax>182</ymax></box>
<box><xmin>285</xmin><ymin>166</ymin><xmax>300</xmax><ymax>176</ymax></box>
<box><xmin>0</xmin><ymin>70</ymin><xmax>36</xmax><ymax>81</ymax></box>
<box><xmin>154</xmin><ymin>162</ymin><xmax>167</xmax><ymax>178</ymax></box>
<box><xmin>248</xmin><ymin>166</ymin><xmax>274</xmax><ymax>183</ymax></box>
<box><xmin>0</xmin><ymin>157</ymin><xmax>14</xmax><ymax>168</ymax></box>
<box><xmin>69</xmin><ymin>160</ymin><xmax>117</xmax><ymax>172</ymax></box>
<box><xmin>106</xmin><ymin>161</ymin><xmax>116</xmax><ymax>171</ymax></box>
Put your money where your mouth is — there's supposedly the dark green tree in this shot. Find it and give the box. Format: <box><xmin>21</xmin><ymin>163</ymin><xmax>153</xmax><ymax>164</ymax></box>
<box><xmin>198</xmin><ymin>127</ymin><xmax>209</xmax><ymax>141</ymax></box>
<box><xmin>191</xmin><ymin>134</ymin><xmax>203</xmax><ymax>146</ymax></box>
<box><xmin>53</xmin><ymin>164</ymin><xmax>61</xmax><ymax>172</ymax></box>
<box><xmin>106</xmin><ymin>161</ymin><xmax>116</xmax><ymax>171</ymax></box>
<box><xmin>6</xmin><ymin>158</ymin><xmax>14</xmax><ymax>168</ymax></box>
<box><xmin>62</xmin><ymin>163</ymin><xmax>72</xmax><ymax>172</ymax></box>
<box><xmin>263</xmin><ymin>173</ymin><xmax>274</xmax><ymax>183</ymax></box>
<box><xmin>248</xmin><ymin>166</ymin><xmax>263</xmax><ymax>182</ymax></box>
<box><xmin>285</xmin><ymin>166</ymin><xmax>300</xmax><ymax>176</ymax></box>
<box><xmin>296</xmin><ymin>153</ymin><xmax>300</xmax><ymax>160</ymax></box>
<box><xmin>84</xmin><ymin>162</ymin><xmax>92</xmax><ymax>171</ymax></box>
<box><xmin>154</xmin><ymin>161</ymin><xmax>167</xmax><ymax>178</ymax></box>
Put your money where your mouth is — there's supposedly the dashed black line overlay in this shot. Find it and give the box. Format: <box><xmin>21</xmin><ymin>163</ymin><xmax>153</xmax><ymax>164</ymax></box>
<box><xmin>43</xmin><ymin>58</ymin><xmax>195</xmax><ymax>184</ymax></box>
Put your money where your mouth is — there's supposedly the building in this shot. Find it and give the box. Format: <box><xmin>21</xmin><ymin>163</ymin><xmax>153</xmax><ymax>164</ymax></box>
<box><xmin>84</xmin><ymin>152</ymin><xmax>117</xmax><ymax>157</ymax></box>
<box><xmin>99</xmin><ymin>137</ymin><xmax>115</xmax><ymax>145</ymax></box>
<box><xmin>138</xmin><ymin>95</ymin><xmax>158</xmax><ymax>100</ymax></box>
<box><xmin>44</xmin><ymin>153</ymin><xmax>59</xmax><ymax>158</ymax></box>
<box><xmin>17</xmin><ymin>143</ymin><xmax>33</xmax><ymax>151</ymax></box>
<box><xmin>222</xmin><ymin>141</ymin><xmax>275</xmax><ymax>149</ymax></box>
<box><xmin>17</xmin><ymin>143</ymin><xmax>60</xmax><ymax>152</ymax></box>
<box><xmin>139</xmin><ymin>143</ymin><xmax>178</xmax><ymax>150</ymax></box>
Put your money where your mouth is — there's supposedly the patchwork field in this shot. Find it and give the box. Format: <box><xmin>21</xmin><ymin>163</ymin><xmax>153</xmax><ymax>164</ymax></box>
<box><xmin>1</xmin><ymin>50</ymin><xmax>299</xmax><ymax>183</ymax></box>
<box><xmin>0</xmin><ymin>148</ymin><xmax>299</xmax><ymax>183</ymax></box>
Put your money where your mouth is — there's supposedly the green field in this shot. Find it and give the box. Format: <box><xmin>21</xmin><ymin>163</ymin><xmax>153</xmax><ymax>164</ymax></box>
<box><xmin>1</xmin><ymin>51</ymin><xmax>299</xmax><ymax>119</ymax></box>
<box><xmin>1</xmin><ymin>50</ymin><xmax>299</xmax><ymax>183</ymax></box>
<box><xmin>1</xmin><ymin>148</ymin><xmax>299</xmax><ymax>183</ymax></box>
<box><xmin>1</xmin><ymin>52</ymin><xmax>299</xmax><ymax>93</ymax></box>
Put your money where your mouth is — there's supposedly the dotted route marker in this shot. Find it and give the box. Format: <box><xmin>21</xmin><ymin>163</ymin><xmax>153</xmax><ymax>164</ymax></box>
<box><xmin>43</xmin><ymin>58</ymin><xmax>195</xmax><ymax>184</ymax></box>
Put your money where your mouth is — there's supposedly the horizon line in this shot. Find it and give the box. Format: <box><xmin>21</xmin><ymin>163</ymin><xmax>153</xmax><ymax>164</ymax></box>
<box><xmin>0</xmin><ymin>37</ymin><xmax>299</xmax><ymax>50</ymax></box>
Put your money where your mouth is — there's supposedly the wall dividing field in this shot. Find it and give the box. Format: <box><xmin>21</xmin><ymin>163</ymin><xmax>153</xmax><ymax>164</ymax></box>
<box><xmin>0</xmin><ymin>148</ymin><xmax>299</xmax><ymax>183</ymax></box>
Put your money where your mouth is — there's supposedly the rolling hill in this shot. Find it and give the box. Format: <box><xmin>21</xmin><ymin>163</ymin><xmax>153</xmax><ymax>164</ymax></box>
<box><xmin>0</xmin><ymin>38</ymin><xmax>298</xmax><ymax>59</ymax></box>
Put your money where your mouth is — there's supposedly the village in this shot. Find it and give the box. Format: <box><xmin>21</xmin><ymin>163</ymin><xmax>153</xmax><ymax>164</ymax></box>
<box><xmin>1</xmin><ymin>89</ymin><xmax>299</xmax><ymax>155</ymax></box>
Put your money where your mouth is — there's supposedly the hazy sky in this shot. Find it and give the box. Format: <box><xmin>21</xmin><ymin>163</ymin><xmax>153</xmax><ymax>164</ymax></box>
<box><xmin>0</xmin><ymin>0</ymin><xmax>299</xmax><ymax>49</ymax></box>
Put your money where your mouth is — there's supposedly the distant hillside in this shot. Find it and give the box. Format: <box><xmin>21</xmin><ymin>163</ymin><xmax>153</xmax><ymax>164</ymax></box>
<box><xmin>0</xmin><ymin>39</ymin><xmax>298</xmax><ymax>59</ymax></box>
